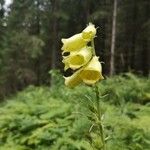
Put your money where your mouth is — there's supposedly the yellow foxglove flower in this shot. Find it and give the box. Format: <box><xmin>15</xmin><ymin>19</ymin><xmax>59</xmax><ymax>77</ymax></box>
<box><xmin>62</xmin><ymin>56</ymin><xmax>70</xmax><ymax>71</ymax></box>
<box><xmin>82</xmin><ymin>23</ymin><xmax>96</xmax><ymax>42</ymax></box>
<box><xmin>62</xmin><ymin>47</ymin><xmax>92</xmax><ymax>70</ymax></box>
<box><xmin>64</xmin><ymin>70</ymin><xmax>82</xmax><ymax>88</ymax></box>
<box><xmin>61</xmin><ymin>33</ymin><xmax>87</xmax><ymax>52</ymax></box>
<box><xmin>80</xmin><ymin>56</ymin><xmax>104</xmax><ymax>85</ymax></box>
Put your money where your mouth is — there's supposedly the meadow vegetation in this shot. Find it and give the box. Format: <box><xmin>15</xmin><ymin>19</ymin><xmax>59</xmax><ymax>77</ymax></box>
<box><xmin>0</xmin><ymin>72</ymin><xmax>150</xmax><ymax>150</ymax></box>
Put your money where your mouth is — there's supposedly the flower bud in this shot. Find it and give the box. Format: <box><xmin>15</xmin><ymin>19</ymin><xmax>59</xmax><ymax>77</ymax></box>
<box><xmin>82</xmin><ymin>23</ymin><xmax>96</xmax><ymax>42</ymax></box>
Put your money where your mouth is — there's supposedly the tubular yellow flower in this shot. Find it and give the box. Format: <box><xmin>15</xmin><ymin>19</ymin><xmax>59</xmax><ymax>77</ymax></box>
<box><xmin>80</xmin><ymin>56</ymin><xmax>104</xmax><ymax>85</ymax></box>
<box><xmin>82</xmin><ymin>23</ymin><xmax>96</xmax><ymax>42</ymax></box>
<box><xmin>62</xmin><ymin>47</ymin><xmax>93</xmax><ymax>70</ymax></box>
<box><xmin>61</xmin><ymin>33</ymin><xmax>87</xmax><ymax>52</ymax></box>
<box><xmin>62</xmin><ymin>23</ymin><xmax>104</xmax><ymax>88</ymax></box>
<box><xmin>64</xmin><ymin>70</ymin><xmax>82</xmax><ymax>88</ymax></box>
<box><xmin>62</xmin><ymin>56</ymin><xmax>70</xmax><ymax>71</ymax></box>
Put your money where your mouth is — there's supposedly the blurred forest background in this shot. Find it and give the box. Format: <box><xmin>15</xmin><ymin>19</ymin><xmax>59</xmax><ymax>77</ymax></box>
<box><xmin>0</xmin><ymin>0</ymin><xmax>150</xmax><ymax>98</ymax></box>
<box><xmin>0</xmin><ymin>1</ymin><xmax>150</xmax><ymax>149</ymax></box>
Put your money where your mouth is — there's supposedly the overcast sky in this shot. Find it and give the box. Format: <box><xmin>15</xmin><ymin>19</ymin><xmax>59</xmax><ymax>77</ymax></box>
<box><xmin>5</xmin><ymin>0</ymin><xmax>12</xmax><ymax>7</ymax></box>
<box><xmin>3</xmin><ymin>0</ymin><xmax>12</xmax><ymax>16</ymax></box>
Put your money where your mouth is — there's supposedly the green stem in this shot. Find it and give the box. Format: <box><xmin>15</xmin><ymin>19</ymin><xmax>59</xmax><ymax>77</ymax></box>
<box><xmin>95</xmin><ymin>84</ymin><xmax>106</xmax><ymax>150</ymax></box>
<box><xmin>91</xmin><ymin>38</ymin><xmax>106</xmax><ymax>150</ymax></box>
<box><xmin>91</xmin><ymin>39</ymin><xmax>96</xmax><ymax>56</ymax></box>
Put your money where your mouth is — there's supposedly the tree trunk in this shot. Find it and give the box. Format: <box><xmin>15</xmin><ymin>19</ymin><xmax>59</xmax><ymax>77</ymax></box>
<box><xmin>110</xmin><ymin>0</ymin><xmax>117</xmax><ymax>75</ymax></box>
<box><xmin>130</xmin><ymin>0</ymin><xmax>137</xmax><ymax>70</ymax></box>
<box><xmin>35</xmin><ymin>0</ymin><xmax>41</xmax><ymax>85</ymax></box>
<box><xmin>50</xmin><ymin>0</ymin><xmax>58</xmax><ymax>85</ymax></box>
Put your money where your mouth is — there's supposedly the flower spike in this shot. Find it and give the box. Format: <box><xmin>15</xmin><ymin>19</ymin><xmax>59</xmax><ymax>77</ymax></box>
<box><xmin>61</xmin><ymin>23</ymin><xmax>104</xmax><ymax>88</ymax></box>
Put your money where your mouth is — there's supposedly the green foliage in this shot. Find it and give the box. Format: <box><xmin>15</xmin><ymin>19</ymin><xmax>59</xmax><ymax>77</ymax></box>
<box><xmin>0</xmin><ymin>74</ymin><xmax>150</xmax><ymax>149</ymax></box>
<box><xmin>0</xmin><ymin>86</ymin><xmax>91</xmax><ymax>150</ymax></box>
<box><xmin>98</xmin><ymin>73</ymin><xmax>150</xmax><ymax>105</ymax></box>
